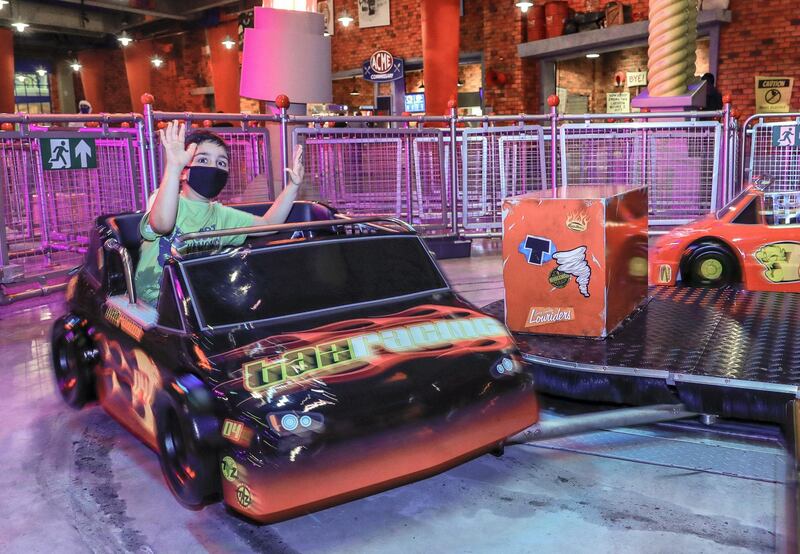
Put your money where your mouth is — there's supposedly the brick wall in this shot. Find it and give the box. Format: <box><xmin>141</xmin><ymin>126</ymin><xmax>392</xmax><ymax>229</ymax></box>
<box><xmin>718</xmin><ymin>0</ymin><xmax>800</xmax><ymax>115</ymax></box>
<box><xmin>149</xmin><ymin>30</ymin><xmax>213</xmax><ymax>112</ymax></box>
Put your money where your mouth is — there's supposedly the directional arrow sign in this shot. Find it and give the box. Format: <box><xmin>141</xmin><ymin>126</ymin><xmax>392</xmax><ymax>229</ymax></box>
<box><xmin>40</xmin><ymin>138</ymin><xmax>98</xmax><ymax>171</ymax></box>
<box><xmin>74</xmin><ymin>140</ymin><xmax>93</xmax><ymax>167</ymax></box>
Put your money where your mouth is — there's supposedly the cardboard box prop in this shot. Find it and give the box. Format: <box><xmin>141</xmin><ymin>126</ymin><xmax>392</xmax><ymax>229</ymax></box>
<box><xmin>502</xmin><ymin>186</ymin><xmax>648</xmax><ymax>338</ymax></box>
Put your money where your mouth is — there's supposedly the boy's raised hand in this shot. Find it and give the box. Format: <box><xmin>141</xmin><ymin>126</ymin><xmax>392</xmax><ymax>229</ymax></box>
<box><xmin>285</xmin><ymin>145</ymin><xmax>305</xmax><ymax>186</ymax></box>
<box><xmin>159</xmin><ymin>120</ymin><xmax>197</xmax><ymax>170</ymax></box>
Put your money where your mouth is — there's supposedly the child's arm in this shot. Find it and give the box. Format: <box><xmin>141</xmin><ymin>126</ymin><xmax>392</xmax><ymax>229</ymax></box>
<box><xmin>148</xmin><ymin>121</ymin><xmax>197</xmax><ymax>235</ymax></box>
<box><xmin>253</xmin><ymin>145</ymin><xmax>304</xmax><ymax>225</ymax></box>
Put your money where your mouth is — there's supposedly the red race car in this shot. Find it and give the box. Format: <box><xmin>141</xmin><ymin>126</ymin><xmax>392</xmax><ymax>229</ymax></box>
<box><xmin>650</xmin><ymin>181</ymin><xmax>800</xmax><ymax>291</ymax></box>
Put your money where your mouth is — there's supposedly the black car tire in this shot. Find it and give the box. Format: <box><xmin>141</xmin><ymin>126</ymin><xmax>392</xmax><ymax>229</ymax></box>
<box><xmin>155</xmin><ymin>374</ymin><xmax>221</xmax><ymax>509</ymax></box>
<box><xmin>682</xmin><ymin>241</ymin><xmax>737</xmax><ymax>287</ymax></box>
<box><xmin>51</xmin><ymin>315</ymin><xmax>98</xmax><ymax>408</ymax></box>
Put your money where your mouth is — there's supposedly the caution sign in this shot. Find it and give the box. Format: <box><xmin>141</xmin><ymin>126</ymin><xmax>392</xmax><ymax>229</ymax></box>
<box><xmin>40</xmin><ymin>138</ymin><xmax>97</xmax><ymax>170</ymax></box>
<box><xmin>755</xmin><ymin>77</ymin><xmax>794</xmax><ymax>113</ymax></box>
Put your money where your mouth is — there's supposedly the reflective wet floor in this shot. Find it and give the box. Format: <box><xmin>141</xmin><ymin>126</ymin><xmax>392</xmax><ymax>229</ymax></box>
<box><xmin>0</xmin><ymin>243</ymin><xmax>790</xmax><ymax>553</ymax></box>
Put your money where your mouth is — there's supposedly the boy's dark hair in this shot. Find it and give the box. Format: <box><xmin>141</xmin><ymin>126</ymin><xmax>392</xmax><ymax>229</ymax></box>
<box><xmin>185</xmin><ymin>129</ymin><xmax>229</xmax><ymax>156</ymax></box>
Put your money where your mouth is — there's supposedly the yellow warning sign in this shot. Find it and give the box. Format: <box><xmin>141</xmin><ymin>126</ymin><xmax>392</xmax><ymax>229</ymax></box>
<box><xmin>755</xmin><ymin>76</ymin><xmax>794</xmax><ymax>113</ymax></box>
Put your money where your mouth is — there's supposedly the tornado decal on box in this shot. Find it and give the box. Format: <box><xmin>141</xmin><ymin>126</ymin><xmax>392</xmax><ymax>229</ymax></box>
<box><xmin>553</xmin><ymin>246</ymin><xmax>592</xmax><ymax>297</ymax></box>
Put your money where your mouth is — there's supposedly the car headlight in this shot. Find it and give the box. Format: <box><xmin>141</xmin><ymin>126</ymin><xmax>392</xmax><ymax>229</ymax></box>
<box><xmin>267</xmin><ymin>411</ymin><xmax>325</xmax><ymax>437</ymax></box>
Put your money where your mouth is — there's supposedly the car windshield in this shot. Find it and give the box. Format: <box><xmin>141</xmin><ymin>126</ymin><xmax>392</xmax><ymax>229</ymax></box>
<box><xmin>715</xmin><ymin>188</ymin><xmax>752</xmax><ymax>219</ymax></box>
<box><xmin>181</xmin><ymin>235</ymin><xmax>449</xmax><ymax>328</ymax></box>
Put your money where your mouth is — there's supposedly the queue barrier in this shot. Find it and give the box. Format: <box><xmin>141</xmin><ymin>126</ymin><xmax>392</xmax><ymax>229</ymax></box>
<box><xmin>0</xmin><ymin>100</ymin><xmax>788</xmax><ymax>303</ymax></box>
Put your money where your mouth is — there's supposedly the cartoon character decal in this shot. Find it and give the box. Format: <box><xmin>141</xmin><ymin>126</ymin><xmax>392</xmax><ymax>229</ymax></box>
<box><xmin>755</xmin><ymin>242</ymin><xmax>800</xmax><ymax>284</ymax></box>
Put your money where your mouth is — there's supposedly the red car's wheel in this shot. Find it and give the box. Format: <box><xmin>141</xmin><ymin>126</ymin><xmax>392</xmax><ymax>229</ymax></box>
<box><xmin>682</xmin><ymin>242</ymin><xmax>738</xmax><ymax>287</ymax></box>
<box><xmin>155</xmin><ymin>374</ymin><xmax>221</xmax><ymax>509</ymax></box>
<box><xmin>51</xmin><ymin>315</ymin><xmax>98</xmax><ymax>408</ymax></box>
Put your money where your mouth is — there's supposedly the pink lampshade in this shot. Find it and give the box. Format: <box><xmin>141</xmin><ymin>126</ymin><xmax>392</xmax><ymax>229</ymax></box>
<box><xmin>240</xmin><ymin>7</ymin><xmax>332</xmax><ymax>104</ymax></box>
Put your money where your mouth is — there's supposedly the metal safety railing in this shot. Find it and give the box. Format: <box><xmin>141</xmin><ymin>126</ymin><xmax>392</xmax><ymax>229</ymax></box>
<box><xmin>741</xmin><ymin>113</ymin><xmax>800</xmax><ymax>192</ymax></box>
<box><xmin>0</xmin><ymin>94</ymin><xmax>782</xmax><ymax>304</ymax></box>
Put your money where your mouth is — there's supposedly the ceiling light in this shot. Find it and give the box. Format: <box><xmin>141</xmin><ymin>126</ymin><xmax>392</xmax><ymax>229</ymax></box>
<box><xmin>36</xmin><ymin>68</ymin><xmax>47</xmax><ymax>77</ymax></box>
<box><xmin>221</xmin><ymin>35</ymin><xmax>236</xmax><ymax>49</ymax></box>
<box><xmin>117</xmin><ymin>31</ymin><xmax>133</xmax><ymax>47</ymax></box>
<box><xmin>12</xmin><ymin>22</ymin><xmax>29</xmax><ymax>32</ymax></box>
<box><xmin>586</xmin><ymin>53</ymin><xmax>600</xmax><ymax>59</ymax></box>
<box><xmin>457</xmin><ymin>79</ymin><xmax>464</xmax><ymax>87</ymax></box>
<box><xmin>70</xmin><ymin>61</ymin><xmax>82</xmax><ymax>71</ymax></box>
<box><xmin>349</xmin><ymin>88</ymin><xmax>360</xmax><ymax>96</ymax></box>
<box><xmin>337</xmin><ymin>12</ymin><xmax>353</xmax><ymax>27</ymax></box>
<box><xmin>0</xmin><ymin>1</ymin><xmax>9</xmax><ymax>10</ymax></box>
<box><xmin>151</xmin><ymin>56</ymin><xmax>163</xmax><ymax>68</ymax></box>
<box><xmin>323</xmin><ymin>31</ymin><xmax>330</xmax><ymax>37</ymax></box>
<box><xmin>516</xmin><ymin>1</ymin><xmax>534</xmax><ymax>13</ymax></box>
<box><xmin>419</xmin><ymin>81</ymin><xmax>425</xmax><ymax>90</ymax></box>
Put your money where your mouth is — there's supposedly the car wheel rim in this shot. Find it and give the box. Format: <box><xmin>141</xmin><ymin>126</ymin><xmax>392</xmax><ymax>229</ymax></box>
<box><xmin>699</xmin><ymin>259</ymin><xmax>723</xmax><ymax>280</ymax></box>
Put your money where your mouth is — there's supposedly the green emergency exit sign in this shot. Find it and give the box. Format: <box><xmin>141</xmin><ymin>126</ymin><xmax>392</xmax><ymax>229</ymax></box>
<box><xmin>40</xmin><ymin>138</ymin><xmax>97</xmax><ymax>170</ymax></box>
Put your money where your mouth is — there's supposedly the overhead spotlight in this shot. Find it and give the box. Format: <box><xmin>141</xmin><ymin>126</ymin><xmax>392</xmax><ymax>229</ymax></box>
<box><xmin>70</xmin><ymin>61</ymin><xmax>82</xmax><ymax>71</ymax></box>
<box><xmin>151</xmin><ymin>56</ymin><xmax>163</xmax><ymax>68</ymax></box>
<box><xmin>516</xmin><ymin>1</ymin><xmax>534</xmax><ymax>13</ymax></box>
<box><xmin>221</xmin><ymin>35</ymin><xmax>236</xmax><ymax>49</ymax></box>
<box><xmin>337</xmin><ymin>12</ymin><xmax>353</xmax><ymax>27</ymax></box>
<box><xmin>11</xmin><ymin>22</ymin><xmax>29</xmax><ymax>32</ymax></box>
<box><xmin>0</xmin><ymin>1</ymin><xmax>9</xmax><ymax>9</ymax></box>
<box><xmin>323</xmin><ymin>31</ymin><xmax>330</xmax><ymax>37</ymax></box>
<box><xmin>586</xmin><ymin>53</ymin><xmax>600</xmax><ymax>59</ymax></box>
<box><xmin>36</xmin><ymin>68</ymin><xmax>47</xmax><ymax>77</ymax></box>
<box><xmin>457</xmin><ymin>79</ymin><xmax>464</xmax><ymax>87</ymax></box>
<box><xmin>117</xmin><ymin>31</ymin><xmax>133</xmax><ymax>47</ymax></box>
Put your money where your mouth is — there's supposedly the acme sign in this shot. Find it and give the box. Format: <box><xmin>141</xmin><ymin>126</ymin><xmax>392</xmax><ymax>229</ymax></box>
<box><xmin>362</xmin><ymin>50</ymin><xmax>404</xmax><ymax>82</ymax></box>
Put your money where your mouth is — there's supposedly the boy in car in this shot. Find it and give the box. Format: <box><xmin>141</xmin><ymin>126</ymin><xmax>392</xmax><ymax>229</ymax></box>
<box><xmin>135</xmin><ymin>121</ymin><xmax>304</xmax><ymax>305</ymax></box>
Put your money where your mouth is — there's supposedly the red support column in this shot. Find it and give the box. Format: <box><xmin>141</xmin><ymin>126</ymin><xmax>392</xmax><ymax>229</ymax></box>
<box><xmin>123</xmin><ymin>40</ymin><xmax>154</xmax><ymax>111</ymax></box>
<box><xmin>206</xmin><ymin>20</ymin><xmax>241</xmax><ymax>113</ymax></box>
<box><xmin>421</xmin><ymin>0</ymin><xmax>460</xmax><ymax>117</ymax></box>
<box><xmin>77</xmin><ymin>50</ymin><xmax>107</xmax><ymax>112</ymax></box>
<box><xmin>0</xmin><ymin>29</ymin><xmax>15</xmax><ymax>114</ymax></box>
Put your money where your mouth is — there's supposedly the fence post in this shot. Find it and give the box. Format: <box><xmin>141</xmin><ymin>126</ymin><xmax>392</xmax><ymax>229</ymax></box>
<box><xmin>718</xmin><ymin>94</ymin><xmax>732</xmax><ymax>209</ymax></box>
<box><xmin>141</xmin><ymin>94</ymin><xmax>158</xmax><ymax>197</ymax></box>
<box><xmin>276</xmin><ymin>94</ymin><xmax>291</xmax><ymax>191</ymax></box>
<box><xmin>547</xmin><ymin>95</ymin><xmax>560</xmax><ymax>197</ymax></box>
<box><xmin>448</xmin><ymin>99</ymin><xmax>459</xmax><ymax>236</ymax></box>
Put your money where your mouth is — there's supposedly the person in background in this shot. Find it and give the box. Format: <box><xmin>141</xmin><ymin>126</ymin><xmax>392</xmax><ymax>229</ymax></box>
<box><xmin>701</xmin><ymin>73</ymin><xmax>723</xmax><ymax>111</ymax></box>
<box><xmin>68</xmin><ymin>100</ymin><xmax>92</xmax><ymax>127</ymax></box>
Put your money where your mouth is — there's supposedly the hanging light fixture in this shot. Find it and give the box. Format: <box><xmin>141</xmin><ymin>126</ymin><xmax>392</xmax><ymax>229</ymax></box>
<box><xmin>457</xmin><ymin>79</ymin><xmax>464</xmax><ymax>87</ymax></box>
<box><xmin>151</xmin><ymin>56</ymin><xmax>163</xmax><ymax>68</ymax></box>
<box><xmin>70</xmin><ymin>60</ymin><xmax>82</xmax><ymax>71</ymax></box>
<box><xmin>117</xmin><ymin>31</ymin><xmax>133</xmax><ymax>47</ymax></box>
<box><xmin>515</xmin><ymin>1</ymin><xmax>533</xmax><ymax>13</ymax></box>
<box><xmin>349</xmin><ymin>78</ymin><xmax>360</xmax><ymax>96</ymax></box>
<box><xmin>11</xmin><ymin>21</ymin><xmax>29</xmax><ymax>32</ymax></box>
<box><xmin>221</xmin><ymin>35</ymin><xmax>236</xmax><ymax>49</ymax></box>
<box><xmin>337</xmin><ymin>12</ymin><xmax>353</xmax><ymax>27</ymax></box>
<box><xmin>586</xmin><ymin>53</ymin><xmax>600</xmax><ymax>59</ymax></box>
<box><xmin>419</xmin><ymin>81</ymin><xmax>425</xmax><ymax>90</ymax></box>
<box><xmin>36</xmin><ymin>67</ymin><xmax>47</xmax><ymax>77</ymax></box>
<box><xmin>323</xmin><ymin>31</ymin><xmax>330</xmax><ymax>37</ymax></box>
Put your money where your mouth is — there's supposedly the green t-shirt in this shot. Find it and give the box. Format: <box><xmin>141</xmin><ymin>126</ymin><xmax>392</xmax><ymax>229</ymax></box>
<box><xmin>134</xmin><ymin>196</ymin><xmax>255</xmax><ymax>305</ymax></box>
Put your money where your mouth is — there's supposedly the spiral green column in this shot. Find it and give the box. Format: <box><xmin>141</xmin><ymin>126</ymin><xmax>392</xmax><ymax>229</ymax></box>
<box><xmin>647</xmin><ymin>0</ymin><xmax>689</xmax><ymax>97</ymax></box>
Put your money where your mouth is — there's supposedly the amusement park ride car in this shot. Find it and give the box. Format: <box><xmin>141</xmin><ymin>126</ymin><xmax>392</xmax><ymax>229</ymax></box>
<box><xmin>651</xmin><ymin>180</ymin><xmax>800</xmax><ymax>291</ymax></box>
<box><xmin>50</xmin><ymin>201</ymin><xmax>539</xmax><ymax>522</ymax></box>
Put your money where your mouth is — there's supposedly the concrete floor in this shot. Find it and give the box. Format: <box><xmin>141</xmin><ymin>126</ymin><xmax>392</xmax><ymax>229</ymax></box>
<box><xmin>0</xmin><ymin>243</ymin><xmax>791</xmax><ymax>553</ymax></box>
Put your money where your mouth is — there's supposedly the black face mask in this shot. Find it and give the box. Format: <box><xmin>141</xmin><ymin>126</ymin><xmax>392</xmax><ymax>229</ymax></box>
<box><xmin>187</xmin><ymin>166</ymin><xmax>228</xmax><ymax>199</ymax></box>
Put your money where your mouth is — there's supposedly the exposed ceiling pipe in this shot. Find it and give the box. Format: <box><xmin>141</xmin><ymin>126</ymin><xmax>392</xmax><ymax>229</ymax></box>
<box><xmin>53</xmin><ymin>0</ymin><xmax>189</xmax><ymax>20</ymax></box>
<box><xmin>184</xmin><ymin>0</ymin><xmax>246</xmax><ymax>14</ymax></box>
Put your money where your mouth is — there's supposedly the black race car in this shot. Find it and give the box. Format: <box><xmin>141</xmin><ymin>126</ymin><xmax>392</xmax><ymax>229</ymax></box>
<box><xmin>51</xmin><ymin>201</ymin><xmax>539</xmax><ymax>522</ymax></box>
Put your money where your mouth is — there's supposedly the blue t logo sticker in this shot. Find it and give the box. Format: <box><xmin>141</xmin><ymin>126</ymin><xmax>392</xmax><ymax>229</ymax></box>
<box><xmin>520</xmin><ymin>235</ymin><xmax>555</xmax><ymax>265</ymax></box>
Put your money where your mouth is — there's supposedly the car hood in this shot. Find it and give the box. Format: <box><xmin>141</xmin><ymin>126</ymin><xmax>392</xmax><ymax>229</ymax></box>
<box><xmin>204</xmin><ymin>303</ymin><xmax>528</xmax><ymax>448</ymax></box>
